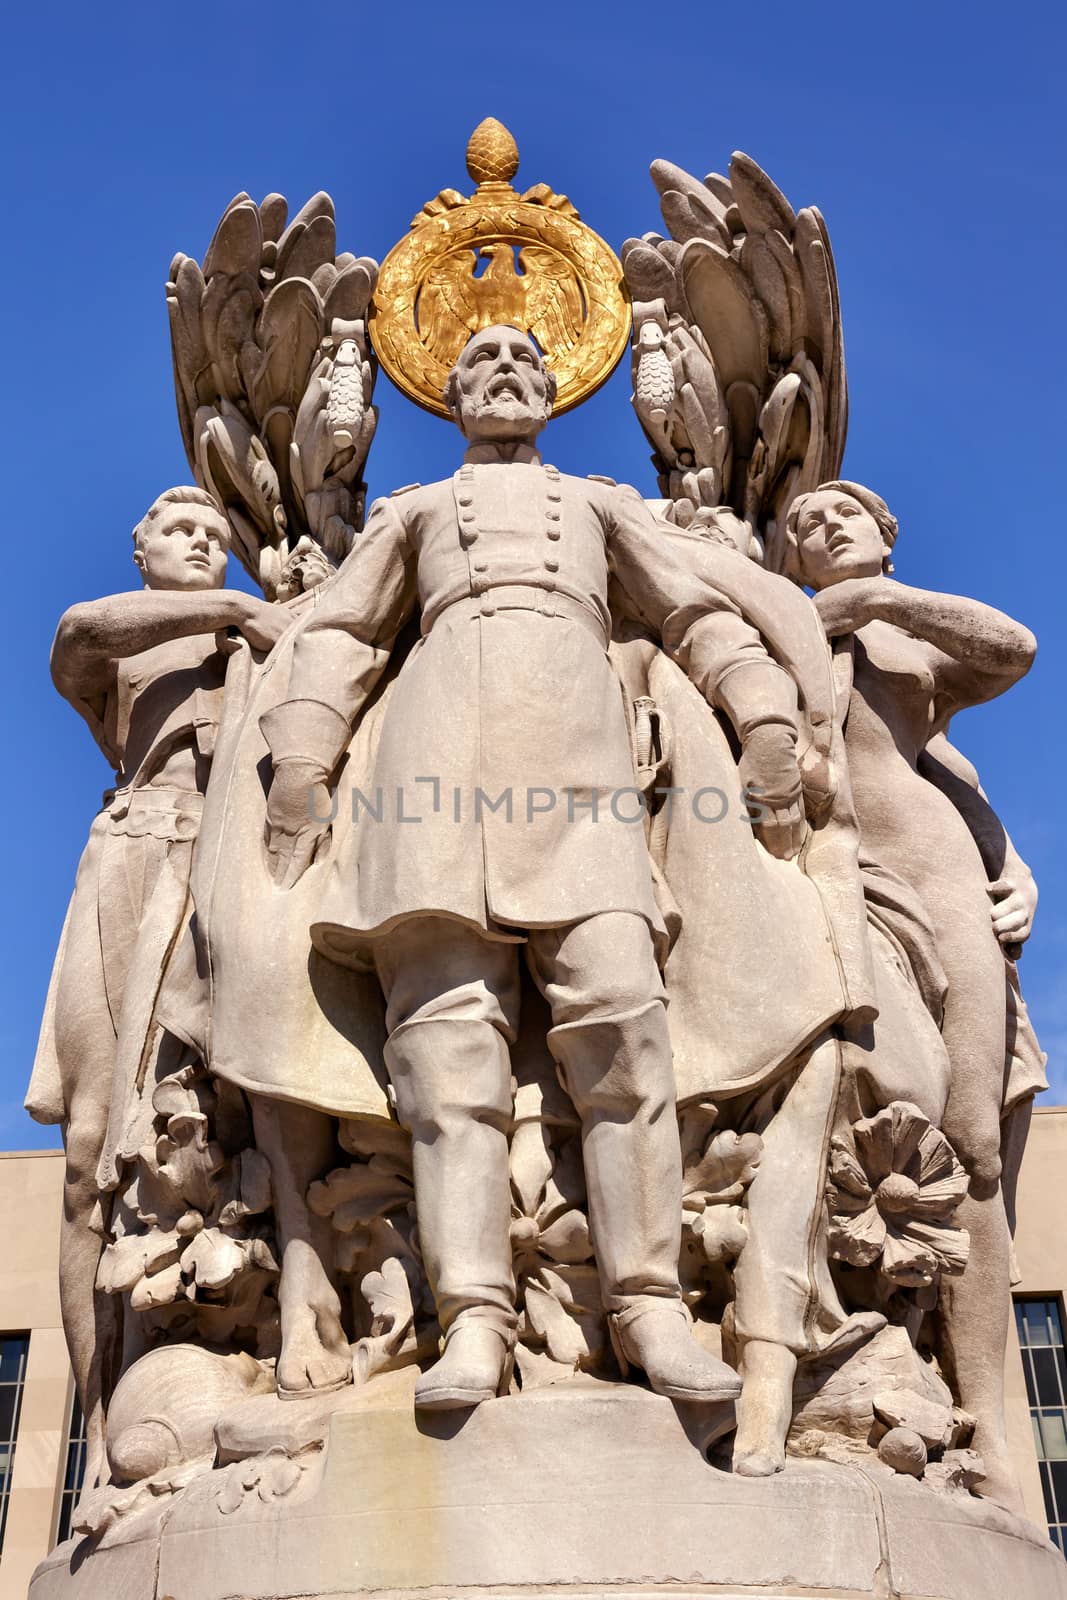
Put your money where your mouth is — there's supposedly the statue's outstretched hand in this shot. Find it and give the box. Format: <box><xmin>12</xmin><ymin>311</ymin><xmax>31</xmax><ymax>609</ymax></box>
<box><xmin>739</xmin><ymin>725</ymin><xmax>806</xmax><ymax>861</ymax></box>
<box><xmin>266</xmin><ymin>760</ymin><xmax>332</xmax><ymax>888</ymax></box>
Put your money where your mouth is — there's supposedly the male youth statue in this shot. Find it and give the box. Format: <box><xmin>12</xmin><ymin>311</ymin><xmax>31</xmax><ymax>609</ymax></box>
<box><xmin>262</xmin><ymin>326</ymin><xmax>807</xmax><ymax>1410</ymax></box>
<box><xmin>27</xmin><ymin>488</ymin><xmax>285</xmax><ymax>1481</ymax></box>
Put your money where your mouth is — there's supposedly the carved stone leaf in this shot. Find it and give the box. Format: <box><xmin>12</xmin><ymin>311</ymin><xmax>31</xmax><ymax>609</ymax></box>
<box><xmin>324</xmin><ymin>260</ymin><xmax>377</xmax><ymax>325</ymax></box>
<box><xmin>683</xmin><ymin>1129</ymin><xmax>762</xmax><ymax>1203</ymax></box>
<box><xmin>129</xmin><ymin>1258</ymin><xmax>186</xmax><ymax>1311</ymax></box>
<box><xmin>829</xmin><ymin>1203</ymin><xmax>886</xmax><ymax>1268</ymax></box>
<box><xmin>661</xmin><ymin>190</ymin><xmax>731</xmax><ymax>250</ymax></box>
<box><xmin>900</xmin><ymin>1219</ymin><xmax>970</xmax><ymax>1277</ymax></box>
<box><xmin>854</xmin><ymin>1102</ymin><xmax>928</xmax><ymax>1184</ymax></box>
<box><xmin>203</xmin><ymin>197</ymin><xmax>262</xmax><ymax>281</ymax></box>
<box><xmin>537</xmin><ymin>1209</ymin><xmax>594</xmax><ymax>1265</ymax></box>
<box><xmin>509</xmin><ymin>1120</ymin><xmax>554</xmax><ymax>1219</ymax></box>
<box><xmin>361</xmin><ymin>1255</ymin><xmax>415</xmax><ymax>1339</ymax></box>
<box><xmin>828</xmin><ymin>1137</ymin><xmax>872</xmax><ymax>1202</ymax></box>
<box><xmin>793</xmin><ymin>208</ymin><xmax>835</xmax><ymax>373</ymax></box>
<box><xmin>727</xmin><ymin>152</ymin><xmax>797</xmax><ymax>240</ymax></box>
<box><xmin>691</xmin><ymin>1203</ymin><xmax>748</xmax><ymax>1265</ymax></box>
<box><xmin>620</xmin><ymin>238</ymin><xmax>679</xmax><ymax>309</ymax></box>
<box><xmin>879</xmin><ymin>1230</ymin><xmax>940</xmax><ymax>1288</ymax></box>
<box><xmin>97</xmin><ymin>1227</ymin><xmax>180</xmax><ymax>1295</ymax></box>
<box><xmin>308</xmin><ymin>1164</ymin><xmax>412</xmax><ymax>1228</ymax></box>
<box><xmin>251</xmin><ymin>278</ymin><xmax>323</xmax><ymax>427</ymax></box>
<box><xmin>181</xmin><ymin>1228</ymin><xmax>254</xmax><ymax>1292</ymax></box>
<box><xmin>338</xmin><ymin>1117</ymin><xmax>413</xmax><ymax>1171</ymax></box>
<box><xmin>524</xmin><ymin>1280</ymin><xmax>588</xmax><ymax>1367</ymax></box>
<box><xmin>679</xmin><ymin>239</ymin><xmax>769</xmax><ymax>395</ymax></box>
<box><xmin>259</xmin><ymin>1451</ymin><xmax>302</xmax><ymax>1501</ymax></box>
<box><xmin>275</xmin><ymin>193</ymin><xmax>335</xmax><ymax>280</ymax></box>
<box><xmin>201</xmin><ymin>273</ymin><xmax>263</xmax><ymax>406</ymax></box>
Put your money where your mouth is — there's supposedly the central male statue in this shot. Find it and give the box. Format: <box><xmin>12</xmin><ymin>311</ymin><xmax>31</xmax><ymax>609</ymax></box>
<box><xmin>263</xmin><ymin>326</ymin><xmax>807</xmax><ymax>1410</ymax></box>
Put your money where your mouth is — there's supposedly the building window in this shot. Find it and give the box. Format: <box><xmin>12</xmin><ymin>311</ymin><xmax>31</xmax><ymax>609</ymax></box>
<box><xmin>54</xmin><ymin>1395</ymin><xmax>87</xmax><ymax>1547</ymax></box>
<box><xmin>0</xmin><ymin>1335</ymin><xmax>29</xmax><ymax>1551</ymax></box>
<box><xmin>1015</xmin><ymin>1296</ymin><xmax>1067</xmax><ymax>1550</ymax></box>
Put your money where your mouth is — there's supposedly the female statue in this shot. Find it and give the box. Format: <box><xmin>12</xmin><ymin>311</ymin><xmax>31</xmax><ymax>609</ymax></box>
<box><xmin>775</xmin><ymin>479</ymin><xmax>1041</xmax><ymax>1507</ymax></box>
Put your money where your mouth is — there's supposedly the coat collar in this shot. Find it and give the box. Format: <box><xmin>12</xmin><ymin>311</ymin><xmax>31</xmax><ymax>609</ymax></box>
<box><xmin>461</xmin><ymin>441</ymin><xmax>543</xmax><ymax>466</ymax></box>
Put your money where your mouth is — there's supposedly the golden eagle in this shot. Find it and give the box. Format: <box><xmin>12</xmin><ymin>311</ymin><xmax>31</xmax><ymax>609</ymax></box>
<box><xmin>417</xmin><ymin>243</ymin><xmax>584</xmax><ymax>371</ymax></box>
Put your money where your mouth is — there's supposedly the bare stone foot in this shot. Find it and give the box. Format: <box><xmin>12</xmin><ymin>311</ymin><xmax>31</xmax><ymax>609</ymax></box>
<box><xmin>733</xmin><ymin>1339</ymin><xmax>796</xmax><ymax>1477</ymax></box>
<box><xmin>734</xmin><ymin>1448</ymin><xmax>784</xmax><ymax>1478</ymax></box>
<box><xmin>276</xmin><ymin>1267</ymin><xmax>352</xmax><ymax>1400</ymax></box>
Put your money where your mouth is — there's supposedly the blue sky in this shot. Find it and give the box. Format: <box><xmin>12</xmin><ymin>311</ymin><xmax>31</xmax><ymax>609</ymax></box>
<box><xmin>2</xmin><ymin>1</ymin><xmax>1064</xmax><ymax>1147</ymax></box>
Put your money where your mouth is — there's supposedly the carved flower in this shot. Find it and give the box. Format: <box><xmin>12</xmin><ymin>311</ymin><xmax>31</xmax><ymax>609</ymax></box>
<box><xmin>827</xmin><ymin>1103</ymin><xmax>969</xmax><ymax>1289</ymax></box>
<box><xmin>509</xmin><ymin>1098</ymin><xmax>602</xmax><ymax>1374</ymax></box>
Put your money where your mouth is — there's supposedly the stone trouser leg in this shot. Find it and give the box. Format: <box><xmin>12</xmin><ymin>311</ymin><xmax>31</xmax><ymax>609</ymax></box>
<box><xmin>528</xmin><ymin>913</ymin><xmax>739</xmax><ymax>1403</ymax></box>
<box><xmin>374</xmin><ymin>919</ymin><xmax>521</xmax><ymax>1408</ymax></box>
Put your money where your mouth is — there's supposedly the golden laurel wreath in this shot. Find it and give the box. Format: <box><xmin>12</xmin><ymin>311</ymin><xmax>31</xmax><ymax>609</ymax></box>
<box><xmin>369</xmin><ymin>119</ymin><xmax>632</xmax><ymax>419</ymax></box>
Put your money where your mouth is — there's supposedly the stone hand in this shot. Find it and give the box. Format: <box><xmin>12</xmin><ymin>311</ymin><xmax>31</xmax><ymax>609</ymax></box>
<box><xmin>739</xmin><ymin>725</ymin><xmax>805</xmax><ymax>861</ymax></box>
<box><xmin>236</xmin><ymin>597</ymin><xmax>293</xmax><ymax>653</ymax></box>
<box><xmin>988</xmin><ymin>870</ymin><xmax>1038</xmax><ymax>949</ymax></box>
<box><xmin>811</xmin><ymin>577</ymin><xmax>888</xmax><ymax>638</ymax></box>
<box><xmin>265</xmin><ymin>760</ymin><xmax>333</xmax><ymax>888</ymax></box>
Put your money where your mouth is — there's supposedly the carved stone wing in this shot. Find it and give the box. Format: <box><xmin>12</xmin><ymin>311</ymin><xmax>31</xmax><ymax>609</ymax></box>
<box><xmin>417</xmin><ymin>252</ymin><xmax>482</xmax><ymax>370</ymax></box>
<box><xmin>621</xmin><ymin>152</ymin><xmax>847</xmax><ymax>569</ymax></box>
<box><xmin>168</xmin><ymin>191</ymin><xmax>380</xmax><ymax>595</ymax></box>
<box><xmin>518</xmin><ymin>246</ymin><xmax>584</xmax><ymax>357</ymax></box>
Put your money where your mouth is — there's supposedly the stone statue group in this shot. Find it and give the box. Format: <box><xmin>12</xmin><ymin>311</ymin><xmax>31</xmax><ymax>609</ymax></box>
<box><xmin>28</xmin><ymin>149</ymin><xmax>1046</xmax><ymax>1546</ymax></box>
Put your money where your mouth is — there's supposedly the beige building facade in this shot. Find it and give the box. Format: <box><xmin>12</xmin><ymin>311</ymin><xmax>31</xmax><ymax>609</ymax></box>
<box><xmin>0</xmin><ymin>1110</ymin><xmax>1064</xmax><ymax>1597</ymax></box>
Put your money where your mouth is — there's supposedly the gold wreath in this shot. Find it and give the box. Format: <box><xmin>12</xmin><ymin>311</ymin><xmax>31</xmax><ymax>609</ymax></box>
<box><xmin>369</xmin><ymin>119</ymin><xmax>632</xmax><ymax>419</ymax></box>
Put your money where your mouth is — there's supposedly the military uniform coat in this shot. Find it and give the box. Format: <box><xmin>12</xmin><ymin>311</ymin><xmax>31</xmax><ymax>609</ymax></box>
<box><xmin>279</xmin><ymin>453</ymin><xmax>775</xmax><ymax>953</ymax></box>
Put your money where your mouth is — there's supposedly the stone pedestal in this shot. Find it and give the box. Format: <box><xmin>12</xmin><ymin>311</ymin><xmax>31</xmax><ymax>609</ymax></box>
<box><xmin>29</xmin><ymin>1378</ymin><xmax>1067</xmax><ymax>1600</ymax></box>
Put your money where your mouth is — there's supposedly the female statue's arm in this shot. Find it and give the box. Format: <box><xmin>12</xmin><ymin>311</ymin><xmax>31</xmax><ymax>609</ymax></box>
<box><xmin>920</xmin><ymin>731</ymin><xmax>1038</xmax><ymax>952</ymax></box>
<box><xmin>813</xmin><ymin>576</ymin><xmax>1035</xmax><ymax>707</ymax></box>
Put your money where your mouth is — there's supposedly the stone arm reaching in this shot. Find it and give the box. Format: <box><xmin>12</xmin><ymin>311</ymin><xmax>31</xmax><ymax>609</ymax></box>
<box><xmin>604</xmin><ymin>483</ymin><xmax>805</xmax><ymax>861</ymax></box>
<box><xmin>260</xmin><ymin>495</ymin><xmax>416</xmax><ymax>887</ymax></box>
<box><xmin>51</xmin><ymin>589</ymin><xmax>288</xmax><ymax>703</ymax></box>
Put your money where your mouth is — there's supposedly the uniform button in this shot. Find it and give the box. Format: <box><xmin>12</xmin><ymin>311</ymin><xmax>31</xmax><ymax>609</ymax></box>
<box><xmin>546</xmin><ymin>527</ymin><xmax>561</xmax><ymax>541</ymax></box>
<box><xmin>480</xmin><ymin>602</ymin><xmax>496</xmax><ymax>616</ymax></box>
<box><xmin>545</xmin><ymin>558</ymin><xmax>559</xmax><ymax>572</ymax></box>
<box><xmin>546</xmin><ymin>509</ymin><xmax>560</xmax><ymax>520</ymax></box>
<box><xmin>547</xmin><ymin>491</ymin><xmax>561</xmax><ymax>503</ymax></box>
<box><xmin>458</xmin><ymin>495</ymin><xmax>473</xmax><ymax>507</ymax></box>
<box><xmin>473</xmin><ymin>559</ymin><xmax>488</xmax><ymax>572</ymax></box>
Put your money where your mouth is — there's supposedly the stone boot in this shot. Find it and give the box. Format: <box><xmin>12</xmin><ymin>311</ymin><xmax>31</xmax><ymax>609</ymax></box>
<box><xmin>610</xmin><ymin>1302</ymin><xmax>742</xmax><ymax>1403</ymax></box>
<box><xmin>415</xmin><ymin>1314</ymin><xmax>516</xmax><ymax>1411</ymax></box>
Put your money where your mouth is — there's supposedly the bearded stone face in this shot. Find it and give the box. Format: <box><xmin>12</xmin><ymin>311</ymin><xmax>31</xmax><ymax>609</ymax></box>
<box><xmin>447</xmin><ymin>325</ymin><xmax>555</xmax><ymax>443</ymax></box>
